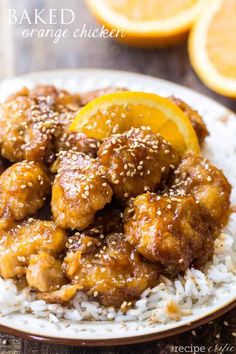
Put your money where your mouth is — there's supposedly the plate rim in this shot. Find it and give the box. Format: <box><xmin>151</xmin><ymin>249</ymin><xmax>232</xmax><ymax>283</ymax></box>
<box><xmin>0</xmin><ymin>68</ymin><xmax>235</xmax><ymax>346</ymax></box>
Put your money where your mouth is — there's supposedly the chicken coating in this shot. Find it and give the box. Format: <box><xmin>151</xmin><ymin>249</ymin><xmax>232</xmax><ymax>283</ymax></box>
<box><xmin>98</xmin><ymin>127</ymin><xmax>179</xmax><ymax>202</ymax></box>
<box><xmin>169</xmin><ymin>96</ymin><xmax>209</xmax><ymax>145</ymax></box>
<box><xmin>55</xmin><ymin>132</ymin><xmax>100</xmax><ymax>158</ymax></box>
<box><xmin>31</xmin><ymin>86</ymin><xmax>100</xmax><ymax>157</ymax></box>
<box><xmin>0</xmin><ymin>87</ymin><xmax>56</xmax><ymax>162</ymax></box>
<box><xmin>0</xmin><ymin>219</ymin><xmax>67</xmax><ymax>279</ymax></box>
<box><xmin>51</xmin><ymin>150</ymin><xmax>113</xmax><ymax>230</ymax></box>
<box><xmin>26</xmin><ymin>252</ymin><xmax>65</xmax><ymax>292</ymax></box>
<box><xmin>29</xmin><ymin>84</ymin><xmax>80</xmax><ymax>107</ymax></box>
<box><xmin>0</xmin><ymin>161</ymin><xmax>50</xmax><ymax>228</ymax></box>
<box><xmin>169</xmin><ymin>152</ymin><xmax>231</xmax><ymax>235</ymax></box>
<box><xmin>62</xmin><ymin>233</ymin><xmax>160</xmax><ymax>307</ymax></box>
<box><xmin>37</xmin><ymin>284</ymin><xmax>82</xmax><ymax>304</ymax></box>
<box><xmin>124</xmin><ymin>193</ymin><xmax>213</xmax><ymax>274</ymax></box>
<box><xmin>0</xmin><ymin>85</ymin><xmax>99</xmax><ymax>163</ymax></box>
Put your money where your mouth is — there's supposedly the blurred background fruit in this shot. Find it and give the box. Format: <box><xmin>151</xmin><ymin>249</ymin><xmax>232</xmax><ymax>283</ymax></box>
<box><xmin>85</xmin><ymin>0</ymin><xmax>206</xmax><ymax>47</ymax></box>
<box><xmin>189</xmin><ymin>0</ymin><xmax>236</xmax><ymax>98</ymax></box>
<box><xmin>85</xmin><ymin>0</ymin><xmax>236</xmax><ymax>98</ymax></box>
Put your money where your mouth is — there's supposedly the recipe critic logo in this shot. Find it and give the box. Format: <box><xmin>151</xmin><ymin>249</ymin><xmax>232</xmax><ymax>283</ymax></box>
<box><xmin>171</xmin><ymin>343</ymin><xmax>235</xmax><ymax>353</ymax></box>
<box><xmin>8</xmin><ymin>8</ymin><xmax>126</xmax><ymax>43</ymax></box>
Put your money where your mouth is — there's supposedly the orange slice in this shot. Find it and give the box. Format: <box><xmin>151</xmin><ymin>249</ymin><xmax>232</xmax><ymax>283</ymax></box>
<box><xmin>85</xmin><ymin>0</ymin><xmax>206</xmax><ymax>47</ymax></box>
<box><xmin>189</xmin><ymin>0</ymin><xmax>236</xmax><ymax>98</ymax></box>
<box><xmin>70</xmin><ymin>92</ymin><xmax>200</xmax><ymax>155</ymax></box>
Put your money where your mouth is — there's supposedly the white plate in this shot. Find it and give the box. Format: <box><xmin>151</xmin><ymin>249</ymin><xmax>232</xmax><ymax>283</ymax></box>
<box><xmin>0</xmin><ymin>69</ymin><xmax>235</xmax><ymax>346</ymax></box>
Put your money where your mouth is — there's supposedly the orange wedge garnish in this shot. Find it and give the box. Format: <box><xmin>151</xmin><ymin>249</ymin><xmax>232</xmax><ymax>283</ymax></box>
<box><xmin>70</xmin><ymin>92</ymin><xmax>200</xmax><ymax>155</ymax></box>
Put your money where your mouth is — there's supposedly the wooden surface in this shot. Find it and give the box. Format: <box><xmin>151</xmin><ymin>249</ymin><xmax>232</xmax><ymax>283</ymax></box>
<box><xmin>0</xmin><ymin>0</ymin><xmax>235</xmax><ymax>353</ymax></box>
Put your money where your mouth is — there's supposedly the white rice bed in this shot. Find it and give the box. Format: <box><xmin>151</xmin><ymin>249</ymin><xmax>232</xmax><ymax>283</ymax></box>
<box><xmin>0</xmin><ymin>217</ymin><xmax>235</xmax><ymax>325</ymax></box>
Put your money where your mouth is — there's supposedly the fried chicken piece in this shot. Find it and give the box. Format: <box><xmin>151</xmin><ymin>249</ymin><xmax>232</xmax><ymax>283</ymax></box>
<box><xmin>0</xmin><ymin>87</ymin><xmax>56</xmax><ymax>162</ymax></box>
<box><xmin>124</xmin><ymin>193</ymin><xmax>213</xmax><ymax>274</ymax></box>
<box><xmin>79</xmin><ymin>87</ymin><xmax>127</xmax><ymax>106</ymax></box>
<box><xmin>0</xmin><ymin>85</ymin><xmax>99</xmax><ymax>163</ymax></box>
<box><xmin>0</xmin><ymin>161</ymin><xmax>50</xmax><ymax>228</ymax></box>
<box><xmin>30</xmin><ymin>85</ymin><xmax>81</xmax><ymax>109</ymax></box>
<box><xmin>51</xmin><ymin>151</ymin><xmax>113</xmax><ymax>230</ymax></box>
<box><xmin>62</xmin><ymin>233</ymin><xmax>160</xmax><ymax>307</ymax></box>
<box><xmin>169</xmin><ymin>96</ymin><xmax>209</xmax><ymax>145</ymax></box>
<box><xmin>37</xmin><ymin>284</ymin><xmax>82</xmax><ymax>304</ymax></box>
<box><xmin>26</xmin><ymin>252</ymin><xmax>65</xmax><ymax>292</ymax></box>
<box><xmin>0</xmin><ymin>219</ymin><xmax>67</xmax><ymax>279</ymax></box>
<box><xmin>55</xmin><ymin>204</ymin><xmax>123</xmax><ymax>254</ymax></box>
<box><xmin>98</xmin><ymin>127</ymin><xmax>179</xmax><ymax>202</ymax></box>
<box><xmin>169</xmin><ymin>152</ymin><xmax>231</xmax><ymax>235</ymax></box>
<box><xmin>32</xmin><ymin>86</ymin><xmax>100</xmax><ymax>158</ymax></box>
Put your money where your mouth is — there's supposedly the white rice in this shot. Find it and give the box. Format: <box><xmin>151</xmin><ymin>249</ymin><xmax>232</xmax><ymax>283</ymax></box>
<box><xmin>0</xmin><ymin>220</ymin><xmax>235</xmax><ymax>324</ymax></box>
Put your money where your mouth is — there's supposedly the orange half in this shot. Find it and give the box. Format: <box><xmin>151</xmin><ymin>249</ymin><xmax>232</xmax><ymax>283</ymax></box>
<box><xmin>189</xmin><ymin>0</ymin><xmax>236</xmax><ymax>97</ymax></box>
<box><xmin>85</xmin><ymin>0</ymin><xmax>206</xmax><ymax>47</ymax></box>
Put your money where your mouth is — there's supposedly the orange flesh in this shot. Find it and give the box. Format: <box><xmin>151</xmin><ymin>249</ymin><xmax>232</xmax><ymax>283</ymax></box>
<box><xmin>70</xmin><ymin>92</ymin><xmax>200</xmax><ymax>155</ymax></box>
<box><xmin>71</xmin><ymin>102</ymin><xmax>197</xmax><ymax>155</ymax></box>
<box><xmin>104</xmin><ymin>0</ymin><xmax>198</xmax><ymax>21</ymax></box>
<box><xmin>207</xmin><ymin>0</ymin><xmax>236</xmax><ymax>79</ymax></box>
